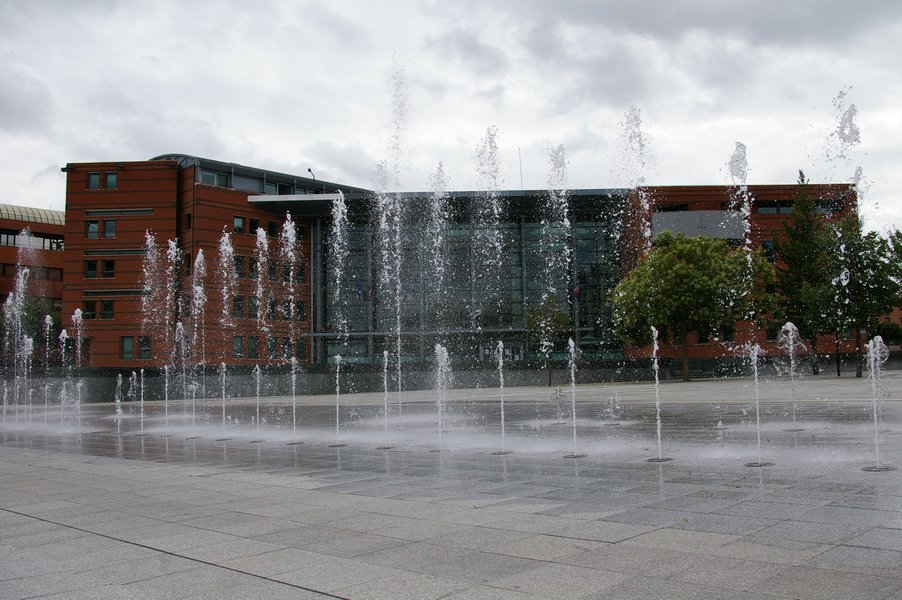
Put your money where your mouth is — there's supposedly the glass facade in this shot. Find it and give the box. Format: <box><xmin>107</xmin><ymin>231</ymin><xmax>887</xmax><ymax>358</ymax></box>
<box><xmin>319</xmin><ymin>191</ymin><xmax>626</xmax><ymax>365</ymax></box>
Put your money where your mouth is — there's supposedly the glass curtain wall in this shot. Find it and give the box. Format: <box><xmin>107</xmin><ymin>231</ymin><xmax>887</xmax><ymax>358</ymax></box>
<box><xmin>322</xmin><ymin>191</ymin><xmax>626</xmax><ymax>365</ymax></box>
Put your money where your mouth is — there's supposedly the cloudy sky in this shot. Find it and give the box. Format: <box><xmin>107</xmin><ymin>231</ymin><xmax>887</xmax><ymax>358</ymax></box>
<box><xmin>2</xmin><ymin>0</ymin><xmax>900</xmax><ymax>230</ymax></box>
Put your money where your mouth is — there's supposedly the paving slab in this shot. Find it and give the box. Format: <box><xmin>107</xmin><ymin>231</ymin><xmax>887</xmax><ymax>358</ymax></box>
<box><xmin>1</xmin><ymin>374</ymin><xmax>902</xmax><ymax>599</ymax></box>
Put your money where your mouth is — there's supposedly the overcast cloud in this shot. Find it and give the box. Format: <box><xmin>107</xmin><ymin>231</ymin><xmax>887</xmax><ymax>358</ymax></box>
<box><xmin>0</xmin><ymin>0</ymin><xmax>899</xmax><ymax>229</ymax></box>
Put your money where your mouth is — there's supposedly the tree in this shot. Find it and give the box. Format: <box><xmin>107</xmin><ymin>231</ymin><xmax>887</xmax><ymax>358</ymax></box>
<box><xmin>828</xmin><ymin>214</ymin><xmax>898</xmax><ymax>377</ymax></box>
<box><xmin>525</xmin><ymin>295</ymin><xmax>573</xmax><ymax>357</ymax></box>
<box><xmin>774</xmin><ymin>171</ymin><xmax>834</xmax><ymax>374</ymax></box>
<box><xmin>1</xmin><ymin>296</ymin><xmax>61</xmax><ymax>372</ymax></box>
<box><xmin>611</xmin><ymin>231</ymin><xmax>776</xmax><ymax>381</ymax></box>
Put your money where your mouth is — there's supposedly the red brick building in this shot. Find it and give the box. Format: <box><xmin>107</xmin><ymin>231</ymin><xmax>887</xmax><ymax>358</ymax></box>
<box><xmin>59</xmin><ymin>153</ymin><xmax>860</xmax><ymax>371</ymax></box>
<box><xmin>624</xmin><ymin>183</ymin><xmax>857</xmax><ymax>363</ymax></box>
<box><xmin>61</xmin><ymin>155</ymin><xmax>366</xmax><ymax>368</ymax></box>
<box><xmin>0</xmin><ymin>204</ymin><xmax>65</xmax><ymax>370</ymax></box>
<box><xmin>0</xmin><ymin>203</ymin><xmax>65</xmax><ymax>311</ymax></box>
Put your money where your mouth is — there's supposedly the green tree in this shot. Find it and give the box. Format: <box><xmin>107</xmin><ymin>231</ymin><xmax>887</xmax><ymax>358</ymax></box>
<box><xmin>525</xmin><ymin>295</ymin><xmax>573</xmax><ymax>357</ymax></box>
<box><xmin>774</xmin><ymin>171</ymin><xmax>834</xmax><ymax>374</ymax></box>
<box><xmin>1</xmin><ymin>296</ymin><xmax>61</xmax><ymax>372</ymax></box>
<box><xmin>611</xmin><ymin>231</ymin><xmax>776</xmax><ymax>381</ymax></box>
<box><xmin>828</xmin><ymin>214</ymin><xmax>898</xmax><ymax>377</ymax></box>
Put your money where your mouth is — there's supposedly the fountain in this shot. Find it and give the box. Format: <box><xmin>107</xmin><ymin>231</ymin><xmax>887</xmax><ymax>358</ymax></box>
<box><xmin>434</xmin><ymin>344</ymin><xmax>451</xmax><ymax>452</ymax></box>
<box><xmin>563</xmin><ymin>338</ymin><xmax>586</xmax><ymax>459</ymax></box>
<box><xmin>647</xmin><ymin>326</ymin><xmax>672</xmax><ymax>463</ymax></box>
<box><xmin>290</xmin><ymin>356</ymin><xmax>298</xmax><ymax>436</ymax></box>
<box><xmin>745</xmin><ymin>343</ymin><xmax>774</xmax><ymax>468</ymax></box>
<box><xmin>863</xmin><ymin>336</ymin><xmax>895</xmax><ymax>472</ymax></box>
<box><xmin>139</xmin><ymin>369</ymin><xmax>144</xmax><ymax>433</ymax></box>
<box><xmin>279</xmin><ymin>213</ymin><xmax>300</xmax><ymax>362</ymax></box>
<box><xmin>219</xmin><ymin>362</ymin><xmax>227</xmax><ymax>433</ymax></box>
<box><xmin>43</xmin><ymin>315</ymin><xmax>52</xmax><ymax>425</ymax></box>
<box><xmin>114</xmin><ymin>373</ymin><xmax>122</xmax><ymax>431</ymax></box>
<box><xmin>2</xmin><ymin>83</ymin><xmax>898</xmax><ymax>507</ymax></box>
<box><xmin>491</xmin><ymin>340</ymin><xmax>511</xmax><ymax>455</ymax></box>
<box><xmin>778</xmin><ymin>322</ymin><xmax>806</xmax><ymax>430</ymax></box>
<box><xmin>254</xmin><ymin>227</ymin><xmax>270</xmax><ymax>336</ymax></box>
<box><xmin>328</xmin><ymin>355</ymin><xmax>346</xmax><ymax>447</ymax></box>
<box><xmin>426</xmin><ymin>163</ymin><xmax>450</xmax><ymax>345</ymax></box>
<box><xmin>191</xmin><ymin>249</ymin><xmax>207</xmax><ymax>396</ymax></box>
<box><xmin>472</xmin><ymin>127</ymin><xmax>505</xmax><ymax>344</ymax></box>
<box><xmin>253</xmin><ymin>364</ymin><xmax>261</xmax><ymax>434</ymax></box>
<box><xmin>376</xmin><ymin>350</ymin><xmax>392</xmax><ymax>450</ymax></box>
<box><xmin>162</xmin><ymin>364</ymin><xmax>170</xmax><ymax>432</ymax></box>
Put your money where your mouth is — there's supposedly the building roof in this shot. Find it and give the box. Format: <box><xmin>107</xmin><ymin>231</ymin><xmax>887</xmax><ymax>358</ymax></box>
<box><xmin>0</xmin><ymin>203</ymin><xmax>65</xmax><ymax>227</ymax></box>
<box><xmin>149</xmin><ymin>153</ymin><xmax>372</xmax><ymax>195</ymax></box>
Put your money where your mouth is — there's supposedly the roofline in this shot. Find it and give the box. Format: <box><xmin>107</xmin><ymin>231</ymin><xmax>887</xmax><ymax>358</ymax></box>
<box><xmin>148</xmin><ymin>153</ymin><xmax>372</xmax><ymax>195</ymax></box>
<box><xmin>392</xmin><ymin>188</ymin><xmax>629</xmax><ymax>198</ymax></box>
<box><xmin>0</xmin><ymin>203</ymin><xmax>66</xmax><ymax>227</ymax></box>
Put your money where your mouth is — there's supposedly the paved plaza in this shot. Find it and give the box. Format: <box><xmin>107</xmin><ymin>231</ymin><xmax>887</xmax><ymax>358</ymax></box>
<box><xmin>2</xmin><ymin>373</ymin><xmax>902</xmax><ymax>599</ymax></box>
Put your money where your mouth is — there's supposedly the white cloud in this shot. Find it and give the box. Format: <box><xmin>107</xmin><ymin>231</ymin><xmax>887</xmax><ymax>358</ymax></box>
<box><xmin>0</xmin><ymin>0</ymin><xmax>898</xmax><ymax>231</ymax></box>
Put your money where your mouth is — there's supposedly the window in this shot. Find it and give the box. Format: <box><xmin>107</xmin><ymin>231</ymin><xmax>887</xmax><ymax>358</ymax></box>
<box><xmin>85</xmin><ymin>221</ymin><xmax>100</xmax><ymax>239</ymax></box>
<box><xmin>761</xmin><ymin>240</ymin><xmax>776</xmax><ymax>263</ymax></box>
<box><xmin>268</xmin><ymin>221</ymin><xmax>279</xmax><ymax>237</ymax></box>
<box><xmin>233</xmin><ymin>255</ymin><xmax>245</xmax><ymax>277</ymax></box>
<box><xmin>296</xmin><ymin>300</ymin><xmax>306</xmax><ymax>321</ymax></box>
<box><xmin>265</xmin><ymin>181</ymin><xmax>278</xmax><ymax>195</ymax></box>
<box><xmin>232</xmin><ymin>296</ymin><xmax>244</xmax><ymax>319</ymax></box>
<box><xmin>103</xmin><ymin>220</ymin><xmax>117</xmax><ymax>239</ymax></box>
<box><xmin>297</xmin><ymin>265</ymin><xmax>306</xmax><ymax>284</ymax></box>
<box><xmin>267</xmin><ymin>336</ymin><xmax>277</xmax><ymax>359</ymax></box>
<box><xmin>202</xmin><ymin>170</ymin><xmax>230</xmax><ymax>187</ymax></box>
<box><xmin>233</xmin><ymin>216</ymin><xmax>245</xmax><ymax>234</ymax></box>
<box><xmin>83</xmin><ymin>301</ymin><xmax>97</xmax><ymax>319</ymax></box>
<box><xmin>655</xmin><ymin>203</ymin><xmax>689</xmax><ymax>212</ymax></box>
<box><xmin>121</xmin><ymin>336</ymin><xmax>134</xmax><ymax>360</ymax></box>
<box><xmin>268</xmin><ymin>261</ymin><xmax>278</xmax><ymax>281</ymax></box>
<box><xmin>84</xmin><ymin>249</ymin><xmax>144</xmax><ymax>256</ymax></box>
<box><xmin>185</xmin><ymin>213</ymin><xmax>192</xmax><ymax>230</ymax></box>
<box><xmin>102</xmin><ymin>260</ymin><xmax>115</xmax><ymax>278</ymax></box>
<box><xmin>232</xmin><ymin>336</ymin><xmax>244</xmax><ymax>358</ymax></box>
<box><xmin>282</xmin><ymin>264</ymin><xmax>290</xmax><ymax>283</ymax></box>
<box><xmin>88</xmin><ymin>172</ymin><xmax>117</xmax><ymax>190</ymax></box>
<box><xmin>282</xmin><ymin>299</ymin><xmax>292</xmax><ymax>320</ymax></box>
<box><xmin>267</xmin><ymin>299</ymin><xmax>277</xmax><ymax>319</ymax></box>
<box><xmin>84</xmin><ymin>260</ymin><xmax>98</xmax><ymax>279</ymax></box>
<box><xmin>139</xmin><ymin>336</ymin><xmax>152</xmax><ymax>360</ymax></box>
<box><xmin>247</xmin><ymin>296</ymin><xmax>258</xmax><ymax>319</ymax></box>
<box><xmin>101</xmin><ymin>300</ymin><xmax>114</xmax><ymax>319</ymax></box>
<box><xmin>248</xmin><ymin>257</ymin><xmax>258</xmax><ymax>279</ymax></box>
<box><xmin>248</xmin><ymin>336</ymin><xmax>259</xmax><ymax>359</ymax></box>
<box><xmin>815</xmin><ymin>198</ymin><xmax>843</xmax><ymax>214</ymax></box>
<box><xmin>756</xmin><ymin>201</ymin><xmax>793</xmax><ymax>215</ymax></box>
<box><xmin>296</xmin><ymin>339</ymin><xmax>307</xmax><ymax>361</ymax></box>
<box><xmin>86</xmin><ymin>209</ymin><xmax>152</xmax><ymax>217</ymax></box>
<box><xmin>721</xmin><ymin>326</ymin><xmax>735</xmax><ymax>342</ymax></box>
<box><xmin>282</xmin><ymin>338</ymin><xmax>291</xmax><ymax>359</ymax></box>
<box><xmin>249</xmin><ymin>218</ymin><xmax>260</xmax><ymax>233</ymax></box>
<box><xmin>766</xmin><ymin>323</ymin><xmax>781</xmax><ymax>341</ymax></box>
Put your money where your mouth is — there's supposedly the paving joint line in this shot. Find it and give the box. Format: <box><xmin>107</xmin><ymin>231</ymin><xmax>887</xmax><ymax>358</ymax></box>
<box><xmin>0</xmin><ymin>506</ymin><xmax>349</xmax><ymax>600</ymax></box>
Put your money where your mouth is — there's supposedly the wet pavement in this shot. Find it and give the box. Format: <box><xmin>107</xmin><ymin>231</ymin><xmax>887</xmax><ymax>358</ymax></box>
<box><xmin>2</xmin><ymin>373</ymin><xmax>902</xmax><ymax>599</ymax></box>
